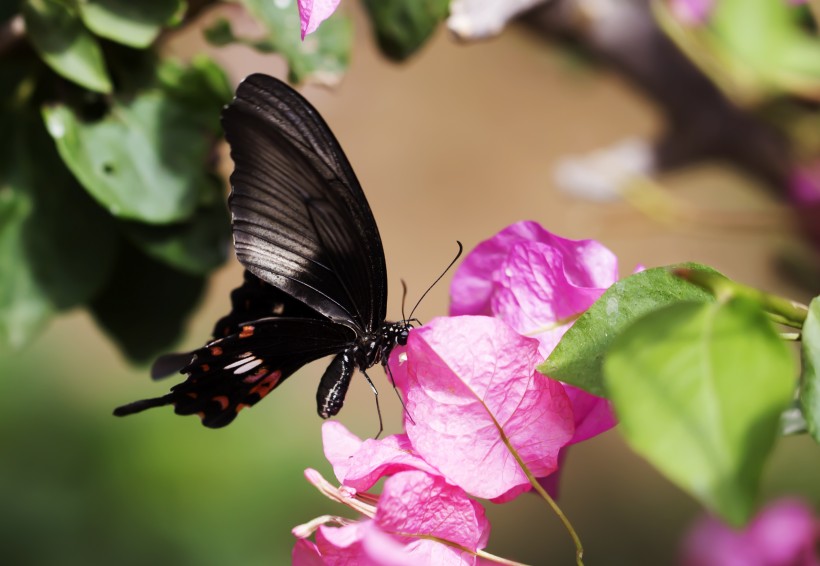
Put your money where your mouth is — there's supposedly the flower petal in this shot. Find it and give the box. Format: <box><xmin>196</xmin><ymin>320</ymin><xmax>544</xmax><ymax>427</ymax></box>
<box><xmin>292</xmin><ymin>538</ymin><xmax>324</xmax><ymax>565</ymax></box>
<box><xmin>298</xmin><ymin>0</ymin><xmax>341</xmax><ymax>39</ymax></box>
<box><xmin>376</xmin><ymin>470</ymin><xmax>490</xmax><ymax>551</ymax></box>
<box><xmin>450</xmin><ymin>220</ymin><xmax>618</xmax><ymax>318</ymax></box>
<box><xmin>402</xmin><ymin>316</ymin><xmax>574</xmax><ymax>499</ymax></box>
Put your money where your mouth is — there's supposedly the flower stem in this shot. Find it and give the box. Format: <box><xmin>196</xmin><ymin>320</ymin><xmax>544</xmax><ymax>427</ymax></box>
<box><xmin>672</xmin><ymin>267</ymin><xmax>809</xmax><ymax>328</ymax></box>
<box><xmin>484</xmin><ymin>408</ymin><xmax>584</xmax><ymax>565</ymax></box>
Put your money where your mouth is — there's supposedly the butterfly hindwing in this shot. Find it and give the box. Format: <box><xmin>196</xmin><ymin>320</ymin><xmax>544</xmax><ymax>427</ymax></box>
<box><xmin>116</xmin><ymin>317</ymin><xmax>357</xmax><ymax>428</ymax></box>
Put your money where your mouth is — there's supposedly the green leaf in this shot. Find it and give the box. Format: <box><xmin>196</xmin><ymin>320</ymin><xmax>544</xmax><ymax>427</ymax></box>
<box><xmin>604</xmin><ymin>298</ymin><xmax>796</xmax><ymax>525</ymax></box>
<box><xmin>800</xmin><ymin>296</ymin><xmax>820</xmax><ymax>443</ymax></box>
<box><xmin>41</xmin><ymin>57</ymin><xmax>231</xmax><ymax>224</ymax></box>
<box><xmin>0</xmin><ymin>94</ymin><xmax>117</xmax><ymax>350</ymax></box>
<box><xmin>77</xmin><ymin>0</ymin><xmax>186</xmax><ymax>49</ymax></box>
<box><xmin>121</xmin><ymin>182</ymin><xmax>230</xmax><ymax>275</ymax></box>
<box><xmin>228</xmin><ymin>0</ymin><xmax>352</xmax><ymax>84</ymax></box>
<box><xmin>539</xmin><ymin>263</ymin><xmax>719</xmax><ymax>397</ymax></box>
<box><xmin>362</xmin><ymin>0</ymin><xmax>449</xmax><ymax>61</ymax></box>
<box><xmin>22</xmin><ymin>0</ymin><xmax>112</xmax><ymax>93</ymax></box>
<box><xmin>90</xmin><ymin>242</ymin><xmax>206</xmax><ymax>363</ymax></box>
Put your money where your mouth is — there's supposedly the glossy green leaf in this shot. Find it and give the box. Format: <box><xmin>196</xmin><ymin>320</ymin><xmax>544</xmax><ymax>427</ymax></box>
<box><xmin>604</xmin><ymin>298</ymin><xmax>795</xmax><ymax>525</ymax></box>
<box><xmin>42</xmin><ymin>57</ymin><xmax>231</xmax><ymax>224</ymax></box>
<box><xmin>121</xmin><ymin>182</ymin><xmax>230</xmax><ymax>275</ymax></box>
<box><xmin>656</xmin><ymin>0</ymin><xmax>820</xmax><ymax>102</ymax></box>
<box><xmin>77</xmin><ymin>0</ymin><xmax>186</xmax><ymax>48</ymax></box>
<box><xmin>227</xmin><ymin>0</ymin><xmax>352</xmax><ymax>84</ymax></box>
<box><xmin>0</xmin><ymin>96</ymin><xmax>117</xmax><ymax>350</ymax></box>
<box><xmin>362</xmin><ymin>0</ymin><xmax>448</xmax><ymax>60</ymax></box>
<box><xmin>22</xmin><ymin>0</ymin><xmax>112</xmax><ymax>93</ymax></box>
<box><xmin>91</xmin><ymin>242</ymin><xmax>205</xmax><ymax>363</ymax></box>
<box><xmin>539</xmin><ymin>263</ymin><xmax>719</xmax><ymax>397</ymax></box>
<box><xmin>800</xmin><ymin>296</ymin><xmax>820</xmax><ymax>443</ymax></box>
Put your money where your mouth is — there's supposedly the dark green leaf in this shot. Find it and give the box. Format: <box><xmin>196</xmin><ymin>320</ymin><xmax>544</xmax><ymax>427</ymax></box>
<box><xmin>90</xmin><ymin>242</ymin><xmax>206</xmax><ymax>363</ymax></box>
<box><xmin>800</xmin><ymin>296</ymin><xmax>820</xmax><ymax>443</ymax></box>
<box><xmin>231</xmin><ymin>0</ymin><xmax>352</xmax><ymax>84</ymax></box>
<box><xmin>539</xmin><ymin>263</ymin><xmax>719</xmax><ymax>397</ymax></box>
<box><xmin>604</xmin><ymin>298</ymin><xmax>795</xmax><ymax>526</ymax></box>
<box><xmin>41</xmin><ymin>57</ymin><xmax>231</xmax><ymax>224</ymax></box>
<box><xmin>77</xmin><ymin>0</ymin><xmax>186</xmax><ymax>48</ymax></box>
<box><xmin>362</xmin><ymin>0</ymin><xmax>448</xmax><ymax>61</ymax></box>
<box><xmin>22</xmin><ymin>0</ymin><xmax>112</xmax><ymax>93</ymax></box>
<box><xmin>0</xmin><ymin>93</ymin><xmax>117</xmax><ymax>349</ymax></box>
<box><xmin>121</xmin><ymin>181</ymin><xmax>230</xmax><ymax>275</ymax></box>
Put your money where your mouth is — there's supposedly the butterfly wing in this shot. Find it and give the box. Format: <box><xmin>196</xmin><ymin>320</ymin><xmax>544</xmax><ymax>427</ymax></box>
<box><xmin>115</xmin><ymin>317</ymin><xmax>357</xmax><ymax>428</ymax></box>
<box><xmin>222</xmin><ymin>74</ymin><xmax>388</xmax><ymax>333</ymax></box>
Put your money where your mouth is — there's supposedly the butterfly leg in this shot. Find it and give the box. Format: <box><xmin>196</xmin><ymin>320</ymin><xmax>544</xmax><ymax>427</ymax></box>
<box><xmin>359</xmin><ymin>368</ymin><xmax>384</xmax><ymax>439</ymax></box>
<box><xmin>384</xmin><ymin>362</ymin><xmax>415</xmax><ymax>425</ymax></box>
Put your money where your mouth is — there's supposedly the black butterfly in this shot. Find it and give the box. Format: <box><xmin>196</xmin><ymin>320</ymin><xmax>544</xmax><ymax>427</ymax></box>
<box><xmin>114</xmin><ymin>74</ymin><xmax>414</xmax><ymax>429</ymax></box>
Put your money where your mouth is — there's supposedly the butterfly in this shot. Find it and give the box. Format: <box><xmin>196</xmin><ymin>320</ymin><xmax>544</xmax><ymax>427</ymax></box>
<box><xmin>114</xmin><ymin>73</ymin><xmax>415</xmax><ymax>429</ymax></box>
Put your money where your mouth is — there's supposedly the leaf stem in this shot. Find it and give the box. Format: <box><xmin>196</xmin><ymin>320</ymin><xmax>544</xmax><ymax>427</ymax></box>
<box><xmin>485</xmin><ymin>409</ymin><xmax>584</xmax><ymax>565</ymax></box>
<box><xmin>672</xmin><ymin>267</ymin><xmax>809</xmax><ymax>327</ymax></box>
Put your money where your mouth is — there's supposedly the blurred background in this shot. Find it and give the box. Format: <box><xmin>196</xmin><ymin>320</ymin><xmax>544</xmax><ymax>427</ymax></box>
<box><xmin>2</xmin><ymin>1</ymin><xmax>820</xmax><ymax>565</ymax></box>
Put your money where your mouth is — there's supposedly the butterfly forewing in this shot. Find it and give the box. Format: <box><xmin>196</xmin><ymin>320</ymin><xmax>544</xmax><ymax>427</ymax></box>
<box><xmin>223</xmin><ymin>74</ymin><xmax>387</xmax><ymax>332</ymax></box>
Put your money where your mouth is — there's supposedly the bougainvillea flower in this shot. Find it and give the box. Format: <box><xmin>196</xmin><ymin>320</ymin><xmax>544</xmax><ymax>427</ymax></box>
<box><xmin>393</xmin><ymin>315</ymin><xmax>574</xmax><ymax>500</ymax></box>
<box><xmin>680</xmin><ymin>497</ymin><xmax>820</xmax><ymax>566</ymax></box>
<box><xmin>297</xmin><ymin>0</ymin><xmax>341</xmax><ymax>39</ymax></box>
<box><xmin>669</xmin><ymin>0</ymin><xmax>715</xmax><ymax>25</ymax></box>
<box><xmin>293</xmin><ymin>469</ymin><xmax>490</xmax><ymax>566</ymax></box>
<box><xmin>450</xmin><ymin>221</ymin><xmax>618</xmax><ymax>443</ymax></box>
<box><xmin>322</xmin><ymin>421</ymin><xmax>441</xmax><ymax>492</ymax></box>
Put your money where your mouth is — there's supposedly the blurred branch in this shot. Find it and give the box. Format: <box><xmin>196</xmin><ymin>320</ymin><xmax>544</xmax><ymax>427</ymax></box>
<box><xmin>809</xmin><ymin>1</ymin><xmax>820</xmax><ymax>29</ymax></box>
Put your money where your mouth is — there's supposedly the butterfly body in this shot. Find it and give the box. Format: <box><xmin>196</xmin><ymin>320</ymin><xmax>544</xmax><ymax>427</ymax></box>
<box><xmin>114</xmin><ymin>74</ymin><xmax>410</xmax><ymax>428</ymax></box>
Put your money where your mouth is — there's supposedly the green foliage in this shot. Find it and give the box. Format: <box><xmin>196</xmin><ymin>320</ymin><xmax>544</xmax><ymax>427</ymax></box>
<box><xmin>0</xmin><ymin>88</ymin><xmax>117</xmax><ymax>350</ymax></box>
<box><xmin>77</xmin><ymin>0</ymin><xmax>186</xmax><ymax>48</ymax></box>
<box><xmin>22</xmin><ymin>0</ymin><xmax>112</xmax><ymax>93</ymax></box>
<box><xmin>604</xmin><ymin>298</ymin><xmax>796</xmax><ymax>526</ymax></box>
<box><xmin>656</xmin><ymin>0</ymin><xmax>820</xmax><ymax>103</ymax></box>
<box><xmin>539</xmin><ymin>263</ymin><xmax>719</xmax><ymax>396</ymax></box>
<box><xmin>800</xmin><ymin>297</ymin><xmax>820</xmax><ymax>443</ymax></box>
<box><xmin>362</xmin><ymin>0</ymin><xmax>449</xmax><ymax>61</ymax></box>
<box><xmin>42</xmin><ymin>57</ymin><xmax>228</xmax><ymax>224</ymax></box>
<box><xmin>207</xmin><ymin>0</ymin><xmax>353</xmax><ymax>84</ymax></box>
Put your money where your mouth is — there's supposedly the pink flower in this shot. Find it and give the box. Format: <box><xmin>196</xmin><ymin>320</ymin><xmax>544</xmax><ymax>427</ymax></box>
<box><xmin>450</xmin><ymin>221</ymin><xmax>618</xmax><ymax>443</ymax></box>
<box><xmin>293</xmin><ymin>468</ymin><xmax>490</xmax><ymax>566</ymax></box>
<box><xmin>297</xmin><ymin>0</ymin><xmax>341</xmax><ymax>39</ymax></box>
<box><xmin>680</xmin><ymin>498</ymin><xmax>820</xmax><ymax>566</ymax></box>
<box><xmin>391</xmin><ymin>315</ymin><xmax>575</xmax><ymax>501</ymax></box>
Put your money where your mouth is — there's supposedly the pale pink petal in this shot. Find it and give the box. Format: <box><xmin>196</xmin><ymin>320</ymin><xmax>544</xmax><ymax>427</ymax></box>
<box><xmin>449</xmin><ymin>220</ymin><xmax>618</xmax><ymax>318</ymax></box>
<box><xmin>563</xmin><ymin>385</ymin><xmax>616</xmax><ymax>444</ymax></box>
<box><xmin>670</xmin><ymin>0</ymin><xmax>715</xmax><ymax>25</ymax></box>
<box><xmin>342</xmin><ymin>433</ymin><xmax>442</xmax><ymax>492</ymax></box>
<box><xmin>680</xmin><ymin>498</ymin><xmax>820</xmax><ymax>566</ymax></box>
<box><xmin>748</xmin><ymin>499</ymin><xmax>820</xmax><ymax>566</ymax></box>
<box><xmin>401</xmin><ymin>539</ymin><xmax>479</xmax><ymax>566</ymax></box>
<box><xmin>376</xmin><ymin>470</ymin><xmax>490</xmax><ymax>550</ymax></box>
<box><xmin>491</xmin><ymin>240</ymin><xmax>611</xmax><ymax>356</ymax></box>
<box><xmin>361</xmin><ymin>525</ymin><xmax>443</xmax><ymax>566</ymax></box>
<box><xmin>292</xmin><ymin>538</ymin><xmax>324</xmax><ymax>566</ymax></box>
<box><xmin>298</xmin><ymin>0</ymin><xmax>341</xmax><ymax>39</ymax></box>
<box><xmin>322</xmin><ymin>420</ymin><xmax>365</xmax><ymax>483</ymax></box>
<box><xmin>401</xmin><ymin>316</ymin><xmax>574</xmax><ymax>500</ymax></box>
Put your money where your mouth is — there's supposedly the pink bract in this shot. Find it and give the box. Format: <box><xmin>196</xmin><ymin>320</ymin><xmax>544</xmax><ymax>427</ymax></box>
<box><xmin>398</xmin><ymin>315</ymin><xmax>575</xmax><ymax>500</ymax></box>
<box><xmin>297</xmin><ymin>0</ymin><xmax>341</xmax><ymax>39</ymax></box>
<box><xmin>449</xmin><ymin>221</ymin><xmax>618</xmax><ymax>445</ymax></box>
<box><xmin>322</xmin><ymin>421</ymin><xmax>441</xmax><ymax>492</ymax></box>
<box><xmin>680</xmin><ymin>498</ymin><xmax>820</xmax><ymax>566</ymax></box>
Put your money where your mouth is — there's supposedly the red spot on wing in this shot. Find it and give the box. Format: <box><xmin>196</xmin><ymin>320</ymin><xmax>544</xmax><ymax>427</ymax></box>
<box><xmin>200</xmin><ymin>364</ymin><xmax>210</xmax><ymax>372</ymax></box>
<box><xmin>249</xmin><ymin>370</ymin><xmax>282</xmax><ymax>399</ymax></box>
<box><xmin>213</xmin><ymin>395</ymin><xmax>230</xmax><ymax>410</ymax></box>
<box><xmin>239</xmin><ymin>325</ymin><xmax>255</xmax><ymax>338</ymax></box>
<box><xmin>210</xmin><ymin>346</ymin><xmax>223</xmax><ymax>356</ymax></box>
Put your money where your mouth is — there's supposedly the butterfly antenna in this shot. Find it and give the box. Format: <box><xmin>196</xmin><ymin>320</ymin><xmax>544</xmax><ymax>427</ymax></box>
<box><xmin>401</xmin><ymin>279</ymin><xmax>409</xmax><ymax>322</ymax></box>
<box><xmin>407</xmin><ymin>241</ymin><xmax>464</xmax><ymax>320</ymax></box>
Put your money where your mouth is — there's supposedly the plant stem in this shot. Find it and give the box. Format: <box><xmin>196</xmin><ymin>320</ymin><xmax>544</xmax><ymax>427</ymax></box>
<box><xmin>672</xmin><ymin>267</ymin><xmax>809</xmax><ymax>327</ymax></box>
